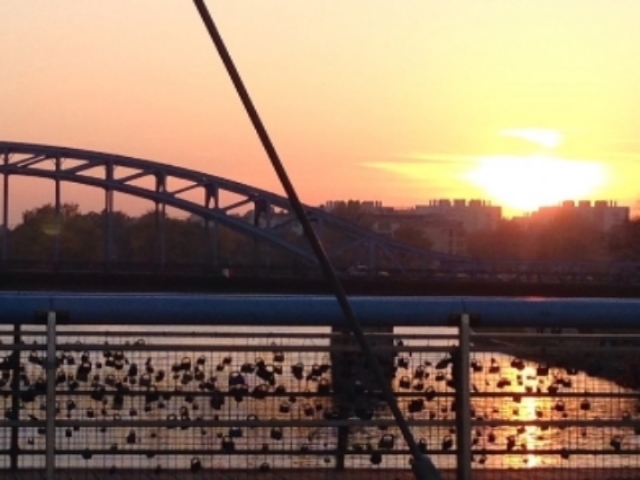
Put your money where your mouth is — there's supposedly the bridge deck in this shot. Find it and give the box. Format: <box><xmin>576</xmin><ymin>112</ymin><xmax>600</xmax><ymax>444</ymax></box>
<box><xmin>1</xmin><ymin>271</ymin><xmax>640</xmax><ymax>298</ymax></box>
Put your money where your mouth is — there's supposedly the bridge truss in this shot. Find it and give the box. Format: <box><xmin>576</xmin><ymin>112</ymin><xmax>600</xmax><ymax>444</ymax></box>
<box><xmin>2</xmin><ymin>141</ymin><xmax>639</xmax><ymax>284</ymax></box>
<box><xmin>0</xmin><ymin>141</ymin><xmax>469</xmax><ymax>276</ymax></box>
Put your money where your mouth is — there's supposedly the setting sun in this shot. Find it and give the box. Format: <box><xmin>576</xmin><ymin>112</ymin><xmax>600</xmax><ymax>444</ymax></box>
<box><xmin>464</xmin><ymin>155</ymin><xmax>608</xmax><ymax>214</ymax></box>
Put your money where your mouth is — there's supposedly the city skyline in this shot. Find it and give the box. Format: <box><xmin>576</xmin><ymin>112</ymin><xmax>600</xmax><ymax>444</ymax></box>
<box><xmin>2</xmin><ymin>2</ymin><xmax>640</xmax><ymax>221</ymax></box>
<box><xmin>3</xmin><ymin>194</ymin><xmax>633</xmax><ymax>229</ymax></box>
<box><xmin>322</xmin><ymin>197</ymin><xmax>631</xmax><ymax>222</ymax></box>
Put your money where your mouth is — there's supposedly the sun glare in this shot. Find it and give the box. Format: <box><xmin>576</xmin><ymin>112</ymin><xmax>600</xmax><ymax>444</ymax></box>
<box><xmin>465</xmin><ymin>155</ymin><xmax>607</xmax><ymax>214</ymax></box>
<box><xmin>500</xmin><ymin>128</ymin><xmax>563</xmax><ymax>149</ymax></box>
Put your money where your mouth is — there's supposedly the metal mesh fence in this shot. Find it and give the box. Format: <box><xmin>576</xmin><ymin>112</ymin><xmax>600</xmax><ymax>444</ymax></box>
<box><xmin>0</xmin><ymin>322</ymin><xmax>638</xmax><ymax>479</ymax></box>
<box><xmin>466</xmin><ymin>328</ymin><xmax>640</xmax><ymax>479</ymax></box>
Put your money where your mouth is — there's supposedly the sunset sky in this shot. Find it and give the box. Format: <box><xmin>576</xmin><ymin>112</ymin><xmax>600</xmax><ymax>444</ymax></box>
<box><xmin>2</xmin><ymin>1</ymin><xmax>640</xmax><ymax>222</ymax></box>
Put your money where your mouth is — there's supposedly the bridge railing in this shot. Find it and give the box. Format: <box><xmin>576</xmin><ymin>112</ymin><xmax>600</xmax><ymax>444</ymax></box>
<box><xmin>0</xmin><ymin>297</ymin><xmax>639</xmax><ymax>480</ymax></box>
<box><xmin>2</xmin><ymin>259</ymin><xmax>640</xmax><ymax>285</ymax></box>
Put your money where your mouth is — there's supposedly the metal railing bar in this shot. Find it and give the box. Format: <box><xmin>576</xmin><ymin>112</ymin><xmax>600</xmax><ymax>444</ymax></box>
<box><xmin>42</xmin><ymin>390</ymin><xmax>456</xmax><ymax>399</ymax></box>
<box><xmin>51</xmin><ymin>331</ymin><xmax>459</xmax><ymax>340</ymax></box>
<box><xmin>17</xmin><ymin>390</ymin><xmax>639</xmax><ymax>401</ymax></box>
<box><xmin>30</xmin><ymin>418</ymin><xmax>458</xmax><ymax>428</ymax></box>
<box><xmin>471</xmin><ymin>419</ymin><xmax>640</xmax><ymax>427</ymax></box>
<box><xmin>17</xmin><ymin>345</ymin><xmax>456</xmax><ymax>354</ymax></box>
<box><xmin>16</xmin><ymin>447</ymin><xmax>640</xmax><ymax>456</ymax></box>
<box><xmin>21</xmin><ymin>448</ymin><xmax>460</xmax><ymax>456</ymax></box>
<box><xmin>45</xmin><ymin>343</ymin><xmax>457</xmax><ymax>353</ymax></box>
<box><xmin>471</xmin><ymin>448</ymin><xmax>640</xmax><ymax>455</ymax></box>
<box><xmin>9</xmin><ymin>418</ymin><xmax>639</xmax><ymax>429</ymax></box>
<box><xmin>472</xmin><ymin>332</ymin><xmax>640</xmax><ymax>340</ymax></box>
<box><xmin>470</xmin><ymin>345</ymin><xmax>640</xmax><ymax>354</ymax></box>
<box><xmin>470</xmin><ymin>392</ymin><xmax>640</xmax><ymax>398</ymax></box>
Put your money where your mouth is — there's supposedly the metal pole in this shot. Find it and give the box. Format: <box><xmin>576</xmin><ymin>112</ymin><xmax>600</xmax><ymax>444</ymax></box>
<box><xmin>456</xmin><ymin>313</ymin><xmax>472</xmax><ymax>480</ymax></box>
<box><xmin>46</xmin><ymin>311</ymin><xmax>57</xmax><ymax>480</ymax></box>
<box><xmin>2</xmin><ymin>153</ymin><xmax>8</xmax><ymax>262</ymax></box>
<box><xmin>205</xmin><ymin>184</ymin><xmax>220</xmax><ymax>269</ymax></box>
<box><xmin>160</xmin><ymin>202</ymin><xmax>166</xmax><ymax>269</ymax></box>
<box><xmin>104</xmin><ymin>162</ymin><xmax>114</xmax><ymax>271</ymax></box>
<box><xmin>54</xmin><ymin>157</ymin><xmax>62</xmax><ymax>269</ymax></box>
<box><xmin>265</xmin><ymin>202</ymin><xmax>272</xmax><ymax>270</ymax></box>
<box><xmin>104</xmin><ymin>188</ymin><xmax>114</xmax><ymax>271</ymax></box>
<box><xmin>203</xmin><ymin>218</ymin><xmax>211</xmax><ymax>271</ymax></box>
<box><xmin>191</xmin><ymin>3</ymin><xmax>440</xmax><ymax>479</ymax></box>
<box><xmin>155</xmin><ymin>175</ymin><xmax>167</xmax><ymax>270</ymax></box>
<box><xmin>213</xmin><ymin>189</ymin><xmax>219</xmax><ymax>268</ymax></box>
<box><xmin>154</xmin><ymin>201</ymin><xmax>167</xmax><ymax>271</ymax></box>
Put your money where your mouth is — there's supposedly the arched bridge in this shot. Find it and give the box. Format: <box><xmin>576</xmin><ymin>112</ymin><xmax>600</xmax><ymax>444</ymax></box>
<box><xmin>1</xmin><ymin>141</ymin><xmax>639</xmax><ymax>288</ymax></box>
<box><xmin>0</xmin><ymin>141</ymin><xmax>469</xmax><ymax>275</ymax></box>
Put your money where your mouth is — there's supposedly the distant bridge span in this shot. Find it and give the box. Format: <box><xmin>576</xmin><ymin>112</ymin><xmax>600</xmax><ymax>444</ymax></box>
<box><xmin>0</xmin><ymin>141</ymin><xmax>467</xmax><ymax>271</ymax></box>
<box><xmin>1</xmin><ymin>142</ymin><xmax>639</xmax><ymax>285</ymax></box>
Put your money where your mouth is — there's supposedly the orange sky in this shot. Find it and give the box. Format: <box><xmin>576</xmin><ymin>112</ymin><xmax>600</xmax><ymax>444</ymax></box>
<box><xmin>1</xmin><ymin>1</ymin><xmax>640</xmax><ymax>223</ymax></box>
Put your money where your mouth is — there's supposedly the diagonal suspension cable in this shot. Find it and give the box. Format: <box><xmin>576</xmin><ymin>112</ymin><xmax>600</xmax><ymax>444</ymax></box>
<box><xmin>191</xmin><ymin>2</ymin><xmax>441</xmax><ymax>479</ymax></box>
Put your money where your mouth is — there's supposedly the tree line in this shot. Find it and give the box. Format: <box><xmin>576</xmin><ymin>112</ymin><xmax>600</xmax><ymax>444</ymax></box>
<box><xmin>2</xmin><ymin>203</ymin><xmax>270</xmax><ymax>267</ymax></box>
<box><xmin>326</xmin><ymin>200</ymin><xmax>640</xmax><ymax>263</ymax></box>
<box><xmin>2</xmin><ymin>202</ymin><xmax>640</xmax><ymax>269</ymax></box>
<box><xmin>467</xmin><ymin>212</ymin><xmax>640</xmax><ymax>263</ymax></box>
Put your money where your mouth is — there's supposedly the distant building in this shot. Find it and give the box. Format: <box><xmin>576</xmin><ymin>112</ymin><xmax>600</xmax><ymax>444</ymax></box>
<box><xmin>414</xmin><ymin>199</ymin><xmax>502</xmax><ymax>233</ymax></box>
<box><xmin>323</xmin><ymin>200</ymin><xmax>385</xmax><ymax>212</ymax></box>
<box><xmin>523</xmin><ymin>200</ymin><xmax>629</xmax><ymax>231</ymax></box>
<box><xmin>239</xmin><ymin>198</ymin><xmax>632</xmax><ymax>257</ymax></box>
<box><xmin>324</xmin><ymin>199</ymin><xmax>500</xmax><ymax>232</ymax></box>
<box><xmin>369</xmin><ymin>209</ymin><xmax>466</xmax><ymax>255</ymax></box>
<box><xmin>322</xmin><ymin>199</ymin><xmax>504</xmax><ymax>256</ymax></box>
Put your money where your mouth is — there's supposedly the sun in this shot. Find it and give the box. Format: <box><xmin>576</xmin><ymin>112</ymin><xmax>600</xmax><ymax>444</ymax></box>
<box><xmin>464</xmin><ymin>154</ymin><xmax>608</xmax><ymax>214</ymax></box>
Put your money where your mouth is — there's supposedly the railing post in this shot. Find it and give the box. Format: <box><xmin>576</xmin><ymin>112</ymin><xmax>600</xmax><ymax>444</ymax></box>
<box><xmin>455</xmin><ymin>313</ymin><xmax>472</xmax><ymax>480</ymax></box>
<box><xmin>2</xmin><ymin>160</ymin><xmax>9</xmax><ymax>262</ymax></box>
<box><xmin>45</xmin><ymin>311</ymin><xmax>57</xmax><ymax>480</ymax></box>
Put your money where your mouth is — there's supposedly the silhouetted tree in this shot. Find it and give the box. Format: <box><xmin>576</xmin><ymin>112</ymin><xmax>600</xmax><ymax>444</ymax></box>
<box><xmin>393</xmin><ymin>224</ymin><xmax>432</xmax><ymax>250</ymax></box>
<box><xmin>10</xmin><ymin>203</ymin><xmax>102</xmax><ymax>262</ymax></box>
<box><xmin>531</xmin><ymin>213</ymin><xmax>605</xmax><ymax>261</ymax></box>
<box><xmin>7</xmin><ymin>202</ymin><xmax>635</xmax><ymax>269</ymax></box>
<box><xmin>608</xmin><ymin>218</ymin><xmax>640</xmax><ymax>261</ymax></box>
<box><xmin>467</xmin><ymin>220</ymin><xmax>529</xmax><ymax>260</ymax></box>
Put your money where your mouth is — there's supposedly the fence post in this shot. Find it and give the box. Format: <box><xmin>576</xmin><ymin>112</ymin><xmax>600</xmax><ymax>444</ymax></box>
<box><xmin>45</xmin><ymin>311</ymin><xmax>57</xmax><ymax>480</ymax></box>
<box><xmin>455</xmin><ymin>313</ymin><xmax>472</xmax><ymax>480</ymax></box>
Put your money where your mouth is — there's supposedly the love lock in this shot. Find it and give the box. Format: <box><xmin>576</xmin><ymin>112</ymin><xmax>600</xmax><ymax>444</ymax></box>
<box><xmin>221</xmin><ymin>436</ymin><xmax>235</xmax><ymax>452</ymax></box>
<box><xmin>418</xmin><ymin>438</ymin><xmax>428</xmax><ymax>453</ymax></box>
<box><xmin>270</xmin><ymin>427</ymin><xmax>283</xmax><ymax>440</ymax></box>
<box><xmin>378</xmin><ymin>433</ymin><xmax>395</xmax><ymax>450</ymax></box>
<box><xmin>190</xmin><ymin>457</ymin><xmax>202</xmax><ymax>473</ymax></box>
<box><xmin>317</xmin><ymin>378</ymin><xmax>331</xmax><ymax>394</ymax></box>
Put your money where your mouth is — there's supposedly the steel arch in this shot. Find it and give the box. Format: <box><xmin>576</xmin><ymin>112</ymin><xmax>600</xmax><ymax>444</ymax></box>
<box><xmin>0</xmin><ymin>141</ymin><xmax>469</xmax><ymax>270</ymax></box>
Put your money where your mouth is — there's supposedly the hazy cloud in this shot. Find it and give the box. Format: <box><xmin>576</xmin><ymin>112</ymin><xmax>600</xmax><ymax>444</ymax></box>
<box><xmin>500</xmin><ymin>128</ymin><xmax>563</xmax><ymax>149</ymax></box>
<box><xmin>362</xmin><ymin>153</ymin><xmax>475</xmax><ymax>167</ymax></box>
